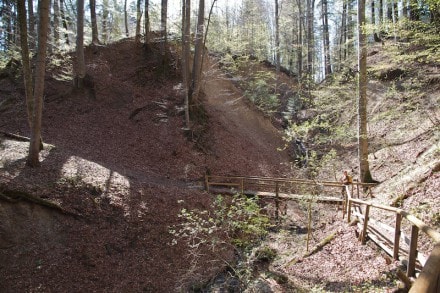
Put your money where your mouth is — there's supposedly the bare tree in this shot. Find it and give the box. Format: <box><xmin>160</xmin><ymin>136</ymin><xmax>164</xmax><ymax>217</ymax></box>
<box><xmin>53</xmin><ymin>0</ymin><xmax>60</xmax><ymax>46</ymax></box>
<box><xmin>135</xmin><ymin>0</ymin><xmax>142</xmax><ymax>43</ymax></box>
<box><xmin>322</xmin><ymin>0</ymin><xmax>332</xmax><ymax>76</ymax></box>
<box><xmin>74</xmin><ymin>0</ymin><xmax>86</xmax><ymax>89</ymax></box>
<box><xmin>27</xmin><ymin>0</ymin><xmax>51</xmax><ymax>167</ymax></box>
<box><xmin>90</xmin><ymin>0</ymin><xmax>100</xmax><ymax>44</ymax></box>
<box><xmin>181</xmin><ymin>0</ymin><xmax>191</xmax><ymax>129</ymax></box>
<box><xmin>60</xmin><ymin>0</ymin><xmax>70</xmax><ymax>45</ymax></box>
<box><xmin>357</xmin><ymin>0</ymin><xmax>374</xmax><ymax>182</ymax></box>
<box><xmin>191</xmin><ymin>0</ymin><xmax>205</xmax><ymax>102</ymax></box>
<box><xmin>160</xmin><ymin>0</ymin><xmax>168</xmax><ymax>57</ymax></box>
<box><xmin>144</xmin><ymin>0</ymin><xmax>150</xmax><ymax>46</ymax></box>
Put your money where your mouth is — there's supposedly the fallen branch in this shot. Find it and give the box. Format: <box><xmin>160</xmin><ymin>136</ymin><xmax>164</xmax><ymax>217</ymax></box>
<box><xmin>0</xmin><ymin>131</ymin><xmax>30</xmax><ymax>142</ymax></box>
<box><xmin>285</xmin><ymin>230</ymin><xmax>337</xmax><ymax>267</ymax></box>
<box><xmin>0</xmin><ymin>186</ymin><xmax>80</xmax><ymax>217</ymax></box>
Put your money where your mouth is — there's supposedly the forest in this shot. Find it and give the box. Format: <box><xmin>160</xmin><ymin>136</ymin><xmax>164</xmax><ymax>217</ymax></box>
<box><xmin>0</xmin><ymin>0</ymin><xmax>439</xmax><ymax>292</ymax></box>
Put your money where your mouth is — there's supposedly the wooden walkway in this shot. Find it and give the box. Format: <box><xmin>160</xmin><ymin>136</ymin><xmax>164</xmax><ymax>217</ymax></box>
<box><xmin>205</xmin><ymin>175</ymin><xmax>440</xmax><ymax>293</ymax></box>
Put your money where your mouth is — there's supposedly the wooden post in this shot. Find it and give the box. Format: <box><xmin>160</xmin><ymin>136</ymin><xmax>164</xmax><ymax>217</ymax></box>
<box><xmin>275</xmin><ymin>181</ymin><xmax>279</xmax><ymax>221</ymax></box>
<box><xmin>241</xmin><ymin>178</ymin><xmax>244</xmax><ymax>194</ymax></box>
<box><xmin>394</xmin><ymin>213</ymin><xmax>402</xmax><ymax>260</ymax></box>
<box><xmin>361</xmin><ymin>205</ymin><xmax>370</xmax><ymax>245</ymax></box>
<box><xmin>356</xmin><ymin>183</ymin><xmax>360</xmax><ymax>198</ymax></box>
<box><xmin>347</xmin><ymin>199</ymin><xmax>352</xmax><ymax>222</ymax></box>
<box><xmin>407</xmin><ymin>224</ymin><xmax>419</xmax><ymax>277</ymax></box>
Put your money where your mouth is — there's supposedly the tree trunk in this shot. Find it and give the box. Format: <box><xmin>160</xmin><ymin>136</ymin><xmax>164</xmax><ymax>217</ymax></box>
<box><xmin>27</xmin><ymin>0</ymin><xmax>35</xmax><ymax>49</ymax></box>
<box><xmin>74</xmin><ymin>0</ymin><xmax>86</xmax><ymax>89</ymax></box>
<box><xmin>102</xmin><ymin>0</ymin><xmax>109</xmax><ymax>43</ymax></box>
<box><xmin>322</xmin><ymin>0</ymin><xmax>332</xmax><ymax>76</ymax></box>
<box><xmin>181</xmin><ymin>0</ymin><xmax>191</xmax><ymax>129</ymax></box>
<box><xmin>17</xmin><ymin>0</ymin><xmax>33</xmax><ymax>130</ymax></box>
<box><xmin>27</xmin><ymin>0</ymin><xmax>50</xmax><ymax>167</ymax></box>
<box><xmin>191</xmin><ymin>0</ymin><xmax>205</xmax><ymax>103</ymax></box>
<box><xmin>274</xmin><ymin>0</ymin><xmax>280</xmax><ymax>94</ymax></box>
<box><xmin>357</xmin><ymin>0</ymin><xmax>373</xmax><ymax>183</ymax></box>
<box><xmin>90</xmin><ymin>0</ymin><xmax>100</xmax><ymax>44</ymax></box>
<box><xmin>53</xmin><ymin>0</ymin><xmax>60</xmax><ymax>46</ymax></box>
<box><xmin>59</xmin><ymin>0</ymin><xmax>69</xmax><ymax>45</ymax></box>
<box><xmin>339</xmin><ymin>0</ymin><xmax>347</xmax><ymax>66</ymax></box>
<box><xmin>144</xmin><ymin>0</ymin><xmax>150</xmax><ymax>46</ymax></box>
<box><xmin>160</xmin><ymin>0</ymin><xmax>168</xmax><ymax>58</ymax></box>
<box><xmin>306</xmin><ymin>0</ymin><xmax>315</xmax><ymax>79</ymax></box>
<box><xmin>135</xmin><ymin>0</ymin><xmax>142</xmax><ymax>43</ymax></box>
<box><xmin>297</xmin><ymin>0</ymin><xmax>303</xmax><ymax>80</ymax></box>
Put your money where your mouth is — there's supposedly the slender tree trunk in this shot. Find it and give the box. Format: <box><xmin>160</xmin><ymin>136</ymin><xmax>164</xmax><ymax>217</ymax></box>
<box><xmin>17</xmin><ymin>0</ymin><xmax>33</xmax><ymax>130</ymax></box>
<box><xmin>160</xmin><ymin>0</ymin><xmax>168</xmax><ymax>57</ymax></box>
<box><xmin>339</xmin><ymin>0</ymin><xmax>347</xmax><ymax>65</ymax></box>
<box><xmin>357</xmin><ymin>0</ymin><xmax>373</xmax><ymax>183</ymax></box>
<box><xmin>124</xmin><ymin>0</ymin><xmax>129</xmax><ymax>37</ymax></box>
<box><xmin>53</xmin><ymin>0</ymin><xmax>60</xmax><ymax>46</ymax></box>
<box><xmin>297</xmin><ymin>0</ymin><xmax>303</xmax><ymax>80</ymax></box>
<box><xmin>306</xmin><ymin>0</ymin><xmax>315</xmax><ymax>78</ymax></box>
<box><xmin>182</xmin><ymin>0</ymin><xmax>191</xmax><ymax>129</ymax></box>
<box><xmin>274</xmin><ymin>0</ymin><xmax>280</xmax><ymax>94</ymax></box>
<box><xmin>90</xmin><ymin>0</ymin><xmax>100</xmax><ymax>44</ymax></box>
<box><xmin>191</xmin><ymin>0</ymin><xmax>205</xmax><ymax>102</ymax></box>
<box><xmin>102</xmin><ymin>0</ymin><xmax>109</xmax><ymax>43</ymax></box>
<box><xmin>74</xmin><ymin>0</ymin><xmax>86</xmax><ymax>89</ymax></box>
<box><xmin>135</xmin><ymin>0</ymin><xmax>142</xmax><ymax>43</ymax></box>
<box><xmin>59</xmin><ymin>0</ymin><xmax>69</xmax><ymax>45</ymax></box>
<box><xmin>27</xmin><ymin>0</ymin><xmax>50</xmax><ymax>167</ymax></box>
<box><xmin>27</xmin><ymin>0</ymin><xmax>35</xmax><ymax>49</ymax></box>
<box><xmin>322</xmin><ymin>0</ymin><xmax>332</xmax><ymax>76</ymax></box>
<box><xmin>144</xmin><ymin>0</ymin><xmax>150</xmax><ymax>46</ymax></box>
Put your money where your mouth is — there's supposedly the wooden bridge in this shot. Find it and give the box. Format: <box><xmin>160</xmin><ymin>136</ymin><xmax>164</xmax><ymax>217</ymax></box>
<box><xmin>205</xmin><ymin>175</ymin><xmax>440</xmax><ymax>293</ymax></box>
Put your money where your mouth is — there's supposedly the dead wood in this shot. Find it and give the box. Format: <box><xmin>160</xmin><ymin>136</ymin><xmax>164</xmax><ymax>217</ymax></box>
<box><xmin>0</xmin><ymin>131</ymin><xmax>31</xmax><ymax>142</ymax></box>
<box><xmin>0</xmin><ymin>186</ymin><xmax>80</xmax><ymax>217</ymax></box>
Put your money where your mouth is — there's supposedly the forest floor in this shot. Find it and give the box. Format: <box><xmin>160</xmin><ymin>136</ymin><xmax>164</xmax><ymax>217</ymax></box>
<box><xmin>0</xmin><ymin>39</ymin><xmax>437</xmax><ymax>292</ymax></box>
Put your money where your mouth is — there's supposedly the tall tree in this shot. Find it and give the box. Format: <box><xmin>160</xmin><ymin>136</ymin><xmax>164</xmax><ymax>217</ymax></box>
<box><xmin>59</xmin><ymin>0</ymin><xmax>70</xmax><ymax>45</ymax></box>
<box><xmin>297</xmin><ymin>0</ymin><xmax>304</xmax><ymax>79</ymax></box>
<box><xmin>191</xmin><ymin>0</ymin><xmax>205</xmax><ymax>102</ymax></box>
<box><xmin>181</xmin><ymin>0</ymin><xmax>191</xmax><ymax>129</ymax></box>
<box><xmin>102</xmin><ymin>0</ymin><xmax>109</xmax><ymax>43</ymax></box>
<box><xmin>144</xmin><ymin>0</ymin><xmax>150</xmax><ymax>46</ymax></box>
<box><xmin>357</xmin><ymin>0</ymin><xmax>373</xmax><ymax>182</ymax></box>
<box><xmin>17</xmin><ymin>0</ymin><xmax>33</xmax><ymax>130</ymax></box>
<box><xmin>306</xmin><ymin>0</ymin><xmax>315</xmax><ymax>78</ymax></box>
<box><xmin>322</xmin><ymin>0</ymin><xmax>332</xmax><ymax>76</ymax></box>
<box><xmin>27</xmin><ymin>0</ymin><xmax>35</xmax><ymax>49</ymax></box>
<box><xmin>27</xmin><ymin>0</ymin><xmax>51</xmax><ymax>167</ymax></box>
<box><xmin>53</xmin><ymin>0</ymin><xmax>60</xmax><ymax>46</ymax></box>
<box><xmin>160</xmin><ymin>0</ymin><xmax>168</xmax><ymax>57</ymax></box>
<box><xmin>90</xmin><ymin>0</ymin><xmax>100</xmax><ymax>44</ymax></box>
<box><xmin>275</xmin><ymin>0</ymin><xmax>281</xmax><ymax>77</ymax></box>
<box><xmin>124</xmin><ymin>0</ymin><xmax>129</xmax><ymax>37</ymax></box>
<box><xmin>74</xmin><ymin>0</ymin><xmax>86</xmax><ymax>89</ymax></box>
<box><xmin>135</xmin><ymin>0</ymin><xmax>142</xmax><ymax>43</ymax></box>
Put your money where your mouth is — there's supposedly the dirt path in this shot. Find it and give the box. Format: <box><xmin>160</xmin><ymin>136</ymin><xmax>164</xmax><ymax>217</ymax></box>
<box><xmin>202</xmin><ymin>58</ymin><xmax>290</xmax><ymax>177</ymax></box>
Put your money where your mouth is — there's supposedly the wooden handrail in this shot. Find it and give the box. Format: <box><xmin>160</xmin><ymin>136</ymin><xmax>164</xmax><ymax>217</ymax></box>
<box><xmin>206</xmin><ymin>175</ymin><xmax>439</xmax><ymax>292</ymax></box>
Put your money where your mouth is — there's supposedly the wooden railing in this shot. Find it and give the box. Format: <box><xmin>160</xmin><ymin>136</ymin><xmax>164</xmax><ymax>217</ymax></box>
<box><xmin>345</xmin><ymin>186</ymin><xmax>440</xmax><ymax>292</ymax></box>
<box><xmin>205</xmin><ymin>175</ymin><xmax>440</xmax><ymax>292</ymax></box>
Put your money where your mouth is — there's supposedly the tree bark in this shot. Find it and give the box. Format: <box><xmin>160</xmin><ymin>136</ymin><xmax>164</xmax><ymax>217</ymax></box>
<box><xmin>53</xmin><ymin>0</ymin><xmax>60</xmax><ymax>46</ymax></box>
<box><xmin>90</xmin><ymin>0</ymin><xmax>100</xmax><ymax>44</ymax></box>
<box><xmin>135</xmin><ymin>0</ymin><xmax>142</xmax><ymax>43</ymax></box>
<box><xmin>322</xmin><ymin>0</ymin><xmax>332</xmax><ymax>76</ymax></box>
<box><xmin>59</xmin><ymin>0</ymin><xmax>69</xmax><ymax>45</ymax></box>
<box><xmin>27</xmin><ymin>0</ymin><xmax>35</xmax><ymax>49</ymax></box>
<box><xmin>191</xmin><ymin>0</ymin><xmax>205</xmax><ymax>103</ymax></box>
<box><xmin>182</xmin><ymin>0</ymin><xmax>191</xmax><ymax>129</ymax></box>
<box><xmin>17</xmin><ymin>0</ymin><xmax>33</xmax><ymax>130</ymax></box>
<box><xmin>27</xmin><ymin>0</ymin><xmax>50</xmax><ymax>167</ymax></box>
<box><xmin>357</xmin><ymin>0</ymin><xmax>373</xmax><ymax>183</ymax></box>
<box><xmin>144</xmin><ymin>0</ymin><xmax>150</xmax><ymax>46</ymax></box>
<box><xmin>160</xmin><ymin>0</ymin><xmax>168</xmax><ymax>57</ymax></box>
<box><xmin>74</xmin><ymin>0</ymin><xmax>86</xmax><ymax>89</ymax></box>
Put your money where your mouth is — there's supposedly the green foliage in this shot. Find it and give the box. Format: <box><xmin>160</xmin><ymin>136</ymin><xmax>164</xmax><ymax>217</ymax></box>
<box><xmin>170</xmin><ymin>194</ymin><xmax>270</xmax><ymax>250</ymax></box>
<box><xmin>245</xmin><ymin>71</ymin><xmax>280</xmax><ymax>114</ymax></box>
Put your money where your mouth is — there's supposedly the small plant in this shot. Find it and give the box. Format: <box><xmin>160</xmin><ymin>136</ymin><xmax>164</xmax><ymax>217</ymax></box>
<box><xmin>170</xmin><ymin>194</ymin><xmax>270</xmax><ymax>250</ymax></box>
